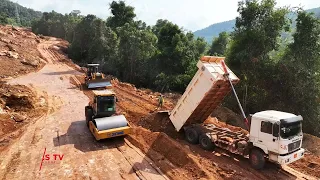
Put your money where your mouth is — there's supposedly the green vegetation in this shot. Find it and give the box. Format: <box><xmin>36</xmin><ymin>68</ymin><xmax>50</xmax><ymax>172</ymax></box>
<box><xmin>30</xmin><ymin>0</ymin><xmax>320</xmax><ymax>136</ymax></box>
<box><xmin>31</xmin><ymin>2</ymin><xmax>206</xmax><ymax>92</ymax></box>
<box><xmin>0</xmin><ymin>0</ymin><xmax>42</xmax><ymax>26</ymax></box>
<box><xmin>208</xmin><ymin>32</ymin><xmax>229</xmax><ymax>56</ymax></box>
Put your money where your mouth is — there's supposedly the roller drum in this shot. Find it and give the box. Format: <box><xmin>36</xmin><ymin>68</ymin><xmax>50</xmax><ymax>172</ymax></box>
<box><xmin>93</xmin><ymin>115</ymin><xmax>128</xmax><ymax>131</ymax></box>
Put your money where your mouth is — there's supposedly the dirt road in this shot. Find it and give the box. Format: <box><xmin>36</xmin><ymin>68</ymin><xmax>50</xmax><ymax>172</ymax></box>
<box><xmin>0</xmin><ymin>38</ymin><xmax>168</xmax><ymax>180</ymax></box>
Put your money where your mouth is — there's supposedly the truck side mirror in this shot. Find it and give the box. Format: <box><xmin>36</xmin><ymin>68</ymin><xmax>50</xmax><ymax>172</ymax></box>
<box><xmin>273</xmin><ymin>123</ymin><xmax>279</xmax><ymax>137</ymax></box>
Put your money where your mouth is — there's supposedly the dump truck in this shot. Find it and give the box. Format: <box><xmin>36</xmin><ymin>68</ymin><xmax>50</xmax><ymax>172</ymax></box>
<box><xmin>85</xmin><ymin>89</ymin><xmax>131</xmax><ymax>140</ymax></box>
<box><xmin>85</xmin><ymin>64</ymin><xmax>111</xmax><ymax>89</ymax></box>
<box><xmin>168</xmin><ymin>56</ymin><xmax>304</xmax><ymax>169</ymax></box>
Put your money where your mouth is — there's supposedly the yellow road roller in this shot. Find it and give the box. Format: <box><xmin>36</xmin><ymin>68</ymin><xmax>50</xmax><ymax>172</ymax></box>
<box><xmin>85</xmin><ymin>89</ymin><xmax>131</xmax><ymax>140</ymax></box>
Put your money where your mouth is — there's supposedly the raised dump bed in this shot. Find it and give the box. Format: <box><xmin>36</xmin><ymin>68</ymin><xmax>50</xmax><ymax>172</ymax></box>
<box><xmin>169</xmin><ymin>56</ymin><xmax>239</xmax><ymax>131</ymax></box>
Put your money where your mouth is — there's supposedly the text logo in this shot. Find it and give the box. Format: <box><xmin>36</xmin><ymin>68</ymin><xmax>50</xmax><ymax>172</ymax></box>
<box><xmin>39</xmin><ymin>148</ymin><xmax>64</xmax><ymax>170</ymax></box>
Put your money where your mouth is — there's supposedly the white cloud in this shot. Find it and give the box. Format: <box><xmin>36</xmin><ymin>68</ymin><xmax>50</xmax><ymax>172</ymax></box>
<box><xmin>16</xmin><ymin>0</ymin><xmax>320</xmax><ymax>31</ymax></box>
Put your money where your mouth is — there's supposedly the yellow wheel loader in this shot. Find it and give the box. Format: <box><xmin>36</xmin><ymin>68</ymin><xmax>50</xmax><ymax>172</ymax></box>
<box><xmin>85</xmin><ymin>89</ymin><xmax>131</xmax><ymax>140</ymax></box>
<box><xmin>85</xmin><ymin>64</ymin><xmax>111</xmax><ymax>89</ymax></box>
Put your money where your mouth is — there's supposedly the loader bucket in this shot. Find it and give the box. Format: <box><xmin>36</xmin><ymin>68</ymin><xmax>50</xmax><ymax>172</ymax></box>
<box><xmin>87</xmin><ymin>80</ymin><xmax>112</xmax><ymax>89</ymax></box>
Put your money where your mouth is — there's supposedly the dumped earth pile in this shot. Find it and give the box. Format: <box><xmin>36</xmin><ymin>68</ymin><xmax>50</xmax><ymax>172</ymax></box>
<box><xmin>0</xmin><ymin>82</ymin><xmax>48</xmax><ymax>151</ymax></box>
<box><xmin>289</xmin><ymin>134</ymin><xmax>320</xmax><ymax>178</ymax></box>
<box><xmin>211</xmin><ymin>106</ymin><xmax>247</xmax><ymax>129</ymax></box>
<box><xmin>127</xmin><ymin>127</ymin><xmax>223</xmax><ymax>180</ymax></box>
<box><xmin>0</xmin><ymin>25</ymin><xmax>45</xmax><ymax>79</ymax></box>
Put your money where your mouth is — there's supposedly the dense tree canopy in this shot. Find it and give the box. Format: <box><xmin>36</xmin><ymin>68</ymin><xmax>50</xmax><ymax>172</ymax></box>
<box><xmin>106</xmin><ymin>1</ymin><xmax>136</xmax><ymax>30</ymax></box>
<box><xmin>278</xmin><ymin>11</ymin><xmax>320</xmax><ymax>135</ymax></box>
<box><xmin>208</xmin><ymin>31</ymin><xmax>229</xmax><ymax>56</ymax></box>
<box><xmin>225</xmin><ymin>0</ymin><xmax>289</xmax><ymax>113</ymax></box>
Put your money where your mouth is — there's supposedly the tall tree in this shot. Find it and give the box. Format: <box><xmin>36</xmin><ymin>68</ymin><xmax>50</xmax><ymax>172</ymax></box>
<box><xmin>152</xmin><ymin>20</ymin><xmax>207</xmax><ymax>91</ymax></box>
<box><xmin>106</xmin><ymin>1</ymin><xmax>136</xmax><ymax>30</ymax></box>
<box><xmin>225</xmin><ymin>0</ymin><xmax>289</xmax><ymax>113</ymax></box>
<box><xmin>279</xmin><ymin>10</ymin><xmax>320</xmax><ymax>135</ymax></box>
<box><xmin>69</xmin><ymin>15</ymin><xmax>118</xmax><ymax>65</ymax></box>
<box><xmin>0</xmin><ymin>12</ymin><xmax>8</xmax><ymax>25</ymax></box>
<box><xmin>116</xmin><ymin>23</ymin><xmax>157</xmax><ymax>85</ymax></box>
<box><xmin>208</xmin><ymin>31</ymin><xmax>229</xmax><ymax>56</ymax></box>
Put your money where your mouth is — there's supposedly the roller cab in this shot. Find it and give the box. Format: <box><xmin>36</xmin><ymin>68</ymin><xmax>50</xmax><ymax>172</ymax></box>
<box><xmin>85</xmin><ymin>89</ymin><xmax>131</xmax><ymax>140</ymax></box>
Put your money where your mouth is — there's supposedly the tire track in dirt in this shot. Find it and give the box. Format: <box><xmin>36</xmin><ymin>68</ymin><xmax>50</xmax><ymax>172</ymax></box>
<box><xmin>114</xmin><ymin>86</ymin><xmax>156</xmax><ymax>112</ymax></box>
<box><xmin>1</xmin><ymin>150</ymin><xmax>21</xmax><ymax>180</ymax></box>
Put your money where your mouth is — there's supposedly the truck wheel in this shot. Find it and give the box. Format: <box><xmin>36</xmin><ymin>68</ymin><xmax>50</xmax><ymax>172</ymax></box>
<box><xmin>185</xmin><ymin>128</ymin><xmax>199</xmax><ymax>144</ymax></box>
<box><xmin>85</xmin><ymin>107</ymin><xmax>93</xmax><ymax>127</ymax></box>
<box><xmin>249</xmin><ymin>149</ymin><xmax>265</xmax><ymax>170</ymax></box>
<box><xmin>199</xmin><ymin>134</ymin><xmax>215</xmax><ymax>150</ymax></box>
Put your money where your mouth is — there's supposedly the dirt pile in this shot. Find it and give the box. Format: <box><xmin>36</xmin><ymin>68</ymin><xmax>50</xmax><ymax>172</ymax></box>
<box><xmin>127</xmin><ymin>127</ymin><xmax>221</xmax><ymax>180</ymax></box>
<box><xmin>289</xmin><ymin>134</ymin><xmax>320</xmax><ymax>178</ymax></box>
<box><xmin>0</xmin><ymin>82</ymin><xmax>48</xmax><ymax>151</ymax></box>
<box><xmin>112</xmin><ymin>78</ymin><xmax>176</xmax><ymax>110</ymax></box>
<box><xmin>211</xmin><ymin>106</ymin><xmax>247</xmax><ymax>129</ymax></box>
<box><xmin>289</xmin><ymin>154</ymin><xmax>320</xmax><ymax>178</ymax></box>
<box><xmin>0</xmin><ymin>25</ymin><xmax>45</xmax><ymax>79</ymax></box>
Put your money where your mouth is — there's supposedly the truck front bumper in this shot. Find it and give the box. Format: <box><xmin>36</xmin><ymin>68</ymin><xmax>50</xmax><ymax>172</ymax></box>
<box><xmin>278</xmin><ymin>148</ymin><xmax>305</xmax><ymax>165</ymax></box>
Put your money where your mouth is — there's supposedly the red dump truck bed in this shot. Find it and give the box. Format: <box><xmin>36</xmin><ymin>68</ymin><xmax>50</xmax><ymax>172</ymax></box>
<box><xmin>169</xmin><ymin>56</ymin><xmax>239</xmax><ymax>131</ymax></box>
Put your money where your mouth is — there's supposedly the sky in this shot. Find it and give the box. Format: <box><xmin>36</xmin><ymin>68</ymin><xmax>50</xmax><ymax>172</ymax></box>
<box><xmin>16</xmin><ymin>0</ymin><xmax>320</xmax><ymax>31</ymax></box>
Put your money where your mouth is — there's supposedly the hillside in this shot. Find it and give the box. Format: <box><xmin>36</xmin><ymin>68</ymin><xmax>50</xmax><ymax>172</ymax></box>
<box><xmin>0</xmin><ymin>0</ymin><xmax>42</xmax><ymax>27</ymax></box>
<box><xmin>194</xmin><ymin>7</ymin><xmax>320</xmax><ymax>43</ymax></box>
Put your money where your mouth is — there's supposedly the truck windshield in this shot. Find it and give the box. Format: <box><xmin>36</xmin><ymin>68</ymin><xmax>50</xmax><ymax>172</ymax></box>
<box><xmin>97</xmin><ymin>96</ymin><xmax>115</xmax><ymax>112</ymax></box>
<box><xmin>280</xmin><ymin>121</ymin><xmax>302</xmax><ymax>139</ymax></box>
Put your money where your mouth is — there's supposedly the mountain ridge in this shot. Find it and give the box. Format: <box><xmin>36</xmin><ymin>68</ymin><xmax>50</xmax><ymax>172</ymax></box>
<box><xmin>194</xmin><ymin>7</ymin><xmax>320</xmax><ymax>43</ymax></box>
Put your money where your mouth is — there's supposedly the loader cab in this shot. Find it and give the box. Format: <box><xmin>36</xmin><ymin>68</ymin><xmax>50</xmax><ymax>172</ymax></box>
<box><xmin>92</xmin><ymin>90</ymin><xmax>116</xmax><ymax>118</ymax></box>
<box><xmin>86</xmin><ymin>64</ymin><xmax>100</xmax><ymax>77</ymax></box>
<box><xmin>249</xmin><ymin>110</ymin><xmax>304</xmax><ymax>164</ymax></box>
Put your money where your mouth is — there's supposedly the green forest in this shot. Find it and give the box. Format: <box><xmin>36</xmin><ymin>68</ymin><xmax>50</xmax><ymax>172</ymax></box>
<box><xmin>0</xmin><ymin>0</ymin><xmax>42</xmax><ymax>26</ymax></box>
<box><xmin>4</xmin><ymin>0</ymin><xmax>320</xmax><ymax>136</ymax></box>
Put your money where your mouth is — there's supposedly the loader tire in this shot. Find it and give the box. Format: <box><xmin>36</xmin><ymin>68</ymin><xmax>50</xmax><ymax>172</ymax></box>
<box><xmin>85</xmin><ymin>106</ymin><xmax>93</xmax><ymax>127</ymax></box>
<box><xmin>199</xmin><ymin>134</ymin><xmax>215</xmax><ymax>150</ymax></box>
<box><xmin>249</xmin><ymin>149</ymin><xmax>265</xmax><ymax>170</ymax></box>
<box><xmin>185</xmin><ymin>128</ymin><xmax>199</xmax><ymax>144</ymax></box>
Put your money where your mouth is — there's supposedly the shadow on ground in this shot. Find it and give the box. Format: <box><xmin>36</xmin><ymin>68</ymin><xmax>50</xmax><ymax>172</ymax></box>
<box><xmin>53</xmin><ymin>120</ymin><xmax>125</xmax><ymax>153</ymax></box>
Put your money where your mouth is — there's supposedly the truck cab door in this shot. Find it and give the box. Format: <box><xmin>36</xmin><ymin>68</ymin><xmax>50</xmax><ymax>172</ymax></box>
<box><xmin>258</xmin><ymin>121</ymin><xmax>279</xmax><ymax>153</ymax></box>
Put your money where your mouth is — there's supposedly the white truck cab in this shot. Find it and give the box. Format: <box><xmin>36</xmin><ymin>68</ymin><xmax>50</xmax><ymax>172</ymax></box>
<box><xmin>249</xmin><ymin>110</ymin><xmax>305</xmax><ymax>166</ymax></box>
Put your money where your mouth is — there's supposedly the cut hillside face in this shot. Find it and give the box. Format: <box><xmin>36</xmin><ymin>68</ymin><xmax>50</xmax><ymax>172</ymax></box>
<box><xmin>0</xmin><ymin>25</ymin><xmax>45</xmax><ymax>79</ymax></box>
<box><xmin>0</xmin><ymin>82</ymin><xmax>48</xmax><ymax>151</ymax></box>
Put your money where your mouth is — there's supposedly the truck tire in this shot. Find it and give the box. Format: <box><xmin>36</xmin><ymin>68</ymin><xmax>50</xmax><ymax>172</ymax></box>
<box><xmin>85</xmin><ymin>106</ymin><xmax>93</xmax><ymax>127</ymax></box>
<box><xmin>249</xmin><ymin>149</ymin><xmax>265</xmax><ymax>170</ymax></box>
<box><xmin>199</xmin><ymin>134</ymin><xmax>215</xmax><ymax>150</ymax></box>
<box><xmin>185</xmin><ymin>128</ymin><xmax>199</xmax><ymax>144</ymax></box>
